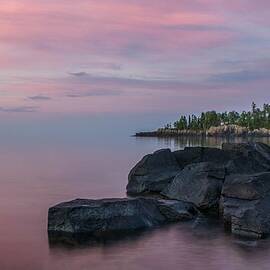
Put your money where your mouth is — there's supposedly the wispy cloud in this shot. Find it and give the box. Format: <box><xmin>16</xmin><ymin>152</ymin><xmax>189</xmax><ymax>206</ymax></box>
<box><xmin>28</xmin><ymin>95</ymin><xmax>51</xmax><ymax>101</ymax></box>
<box><xmin>208</xmin><ymin>59</ymin><xmax>270</xmax><ymax>84</ymax></box>
<box><xmin>66</xmin><ymin>89</ymin><xmax>122</xmax><ymax>98</ymax></box>
<box><xmin>69</xmin><ymin>72</ymin><xmax>89</xmax><ymax>77</ymax></box>
<box><xmin>0</xmin><ymin>106</ymin><xmax>38</xmax><ymax>113</ymax></box>
<box><xmin>164</xmin><ymin>24</ymin><xmax>232</xmax><ymax>32</ymax></box>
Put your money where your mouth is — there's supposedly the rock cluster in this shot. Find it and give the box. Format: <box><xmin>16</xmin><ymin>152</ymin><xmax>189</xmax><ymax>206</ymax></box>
<box><xmin>48</xmin><ymin>142</ymin><xmax>270</xmax><ymax>240</ymax></box>
<box><xmin>127</xmin><ymin>142</ymin><xmax>270</xmax><ymax>238</ymax></box>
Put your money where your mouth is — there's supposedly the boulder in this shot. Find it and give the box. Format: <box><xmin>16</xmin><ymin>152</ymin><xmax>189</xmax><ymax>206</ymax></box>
<box><xmin>222</xmin><ymin>196</ymin><xmax>270</xmax><ymax>239</ymax></box>
<box><xmin>126</xmin><ymin>149</ymin><xmax>180</xmax><ymax>195</ymax></box>
<box><xmin>173</xmin><ymin>147</ymin><xmax>230</xmax><ymax>168</ymax></box>
<box><xmin>222</xmin><ymin>172</ymin><xmax>270</xmax><ymax>200</ymax></box>
<box><xmin>162</xmin><ymin>162</ymin><xmax>225</xmax><ymax>212</ymax></box>
<box><xmin>221</xmin><ymin>172</ymin><xmax>270</xmax><ymax>238</ymax></box>
<box><xmin>48</xmin><ymin>197</ymin><xmax>197</xmax><ymax>236</ymax></box>
<box><xmin>222</xmin><ymin>142</ymin><xmax>270</xmax><ymax>174</ymax></box>
<box><xmin>173</xmin><ymin>142</ymin><xmax>270</xmax><ymax>174</ymax></box>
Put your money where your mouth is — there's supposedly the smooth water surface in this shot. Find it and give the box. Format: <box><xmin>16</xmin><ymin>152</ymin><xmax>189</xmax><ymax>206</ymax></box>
<box><xmin>0</xmin><ymin>120</ymin><xmax>270</xmax><ymax>270</ymax></box>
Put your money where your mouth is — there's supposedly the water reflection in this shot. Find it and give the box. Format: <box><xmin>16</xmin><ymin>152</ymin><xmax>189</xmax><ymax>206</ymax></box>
<box><xmin>48</xmin><ymin>228</ymin><xmax>159</xmax><ymax>249</ymax></box>
<box><xmin>135</xmin><ymin>136</ymin><xmax>270</xmax><ymax>151</ymax></box>
<box><xmin>47</xmin><ymin>219</ymin><xmax>270</xmax><ymax>270</ymax></box>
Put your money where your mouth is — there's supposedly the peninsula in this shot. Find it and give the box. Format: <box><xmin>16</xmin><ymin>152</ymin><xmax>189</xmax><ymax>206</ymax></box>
<box><xmin>136</xmin><ymin>102</ymin><xmax>270</xmax><ymax>137</ymax></box>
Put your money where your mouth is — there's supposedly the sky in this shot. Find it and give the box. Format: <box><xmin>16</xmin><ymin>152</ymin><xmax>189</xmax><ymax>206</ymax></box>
<box><xmin>0</xmin><ymin>0</ymin><xmax>270</xmax><ymax>120</ymax></box>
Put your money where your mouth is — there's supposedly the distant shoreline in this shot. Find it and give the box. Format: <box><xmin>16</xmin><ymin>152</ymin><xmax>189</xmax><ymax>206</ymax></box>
<box><xmin>135</xmin><ymin>125</ymin><xmax>270</xmax><ymax>138</ymax></box>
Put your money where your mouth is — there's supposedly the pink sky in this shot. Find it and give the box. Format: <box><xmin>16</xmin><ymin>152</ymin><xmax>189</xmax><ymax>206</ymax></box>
<box><xmin>0</xmin><ymin>0</ymin><xmax>270</xmax><ymax>115</ymax></box>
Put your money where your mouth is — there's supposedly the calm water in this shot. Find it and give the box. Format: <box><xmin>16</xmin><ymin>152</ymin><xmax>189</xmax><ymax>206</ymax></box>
<box><xmin>0</xmin><ymin>123</ymin><xmax>270</xmax><ymax>270</ymax></box>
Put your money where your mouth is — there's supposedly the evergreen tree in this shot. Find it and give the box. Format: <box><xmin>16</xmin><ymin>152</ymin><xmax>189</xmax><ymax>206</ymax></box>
<box><xmin>168</xmin><ymin>102</ymin><xmax>270</xmax><ymax>131</ymax></box>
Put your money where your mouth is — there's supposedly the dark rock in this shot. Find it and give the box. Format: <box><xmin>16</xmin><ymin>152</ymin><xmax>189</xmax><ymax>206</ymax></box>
<box><xmin>222</xmin><ymin>142</ymin><xmax>270</xmax><ymax>174</ymax></box>
<box><xmin>162</xmin><ymin>162</ymin><xmax>225</xmax><ymax>212</ymax></box>
<box><xmin>173</xmin><ymin>147</ymin><xmax>231</xmax><ymax>168</ymax></box>
<box><xmin>157</xmin><ymin>199</ymin><xmax>198</xmax><ymax>221</ymax></box>
<box><xmin>221</xmin><ymin>172</ymin><xmax>270</xmax><ymax>238</ymax></box>
<box><xmin>126</xmin><ymin>149</ymin><xmax>180</xmax><ymax>195</ymax></box>
<box><xmin>48</xmin><ymin>197</ymin><xmax>197</xmax><ymax>236</ymax></box>
<box><xmin>222</xmin><ymin>172</ymin><xmax>270</xmax><ymax>200</ymax></box>
<box><xmin>222</xmin><ymin>196</ymin><xmax>270</xmax><ymax>239</ymax></box>
<box><xmin>173</xmin><ymin>142</ymin><xmax>270</xmax><ymax>174</ymax></box>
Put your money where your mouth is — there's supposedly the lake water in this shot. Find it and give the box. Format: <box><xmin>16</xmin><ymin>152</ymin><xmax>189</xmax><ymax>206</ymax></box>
<box><xmin>0</xmin><ymin>123</ymin><xmax>270</xmax><ymax>270</ymax></box>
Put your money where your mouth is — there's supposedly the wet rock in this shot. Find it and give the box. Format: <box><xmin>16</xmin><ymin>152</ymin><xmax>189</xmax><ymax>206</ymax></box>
<box><xmin>48</xmin><ymin>197</ymin><xmax>197</xmax><ymax>236</ymax></box>
<box><xmin>126</xmin><ymin>149</ymin><xmax>180</xmax><ymax>195</ymax></box>
<box><xmin>162</xmin><ymin>162</ymin><xmax>225</xmax><ymax>212</ymax></box>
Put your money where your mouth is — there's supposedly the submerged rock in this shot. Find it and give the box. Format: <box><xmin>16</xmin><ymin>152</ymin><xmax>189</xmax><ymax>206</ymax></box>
<box><xmin>162</xmin><ymin>162</ymin><xmax>225</xmax><ymax>212</ymax></box>
<box><xmin>48</xmin><ymin>198</ymin><xmax>197</xmax><ymax>236</ymax></box>
<box><xmin>126</xmin><ymin>149</ymin><xmax>180</xmax><ymax>195</ymax></box>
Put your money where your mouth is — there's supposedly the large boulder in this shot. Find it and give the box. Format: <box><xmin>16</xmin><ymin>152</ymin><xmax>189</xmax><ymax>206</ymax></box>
<box><xmin>126</xmin><ymin>149</ymin><xmax>180</xmax><ymax>195</ymax></box>
<box><xmin>162</xmin><ymin>162</ymin><xmax>225</xmax><ymax>212</ymax></box>
<box><xmin>222</xmin><ymin>173</ymin><xmax>270</xmax><ymax>200</ymax></box>
<box><xmin>48</xmin><ymin>197</ymin><xmax>197</xmax><ymax>236</ymax></box>
<box><xmin>173</xmin><ymin>147</ymin><xmax>231</xmax><ymax>168</ymax></box>
<box><xmin>222</xmin><ymin>142</ymin><xmax>270</xmax><ymax>174</ymax></box>
<box><xmin>173</xmin><ymin>142</ymin><xmax>270</xmax><ymax>174</ymax></box>
<box><xmin>221</xmin><ymin>172</ymin><xmax>270</xmax><ymax>238</ymax></box>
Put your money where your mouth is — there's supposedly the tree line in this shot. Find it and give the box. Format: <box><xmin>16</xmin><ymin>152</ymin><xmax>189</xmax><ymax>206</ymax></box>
<box><xmin>166</xmin><ymin>103</ymin><xmax>270</xmax><ymax>131</ymax></box>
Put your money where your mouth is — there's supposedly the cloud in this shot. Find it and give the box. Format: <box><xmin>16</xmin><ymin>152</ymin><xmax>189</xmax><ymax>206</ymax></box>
<box><xmin>209</xmin><ymin>69</ymin><xmax>270</xmax><ymax>84</ymax></box>
<box><xmin>66</xmin><ymin>89</ymin><xmax>122</xmax><ymax>98</ymax></box>
<box><xmin>165</xmin><ymin>24</ymin><xmax>231</xmax><ymax>32</ymax></box>
<box><xmin>69</xmin><ymin>72</ymin><xmax>89</xmax><ymax>77</ymax></box>
<box><xmin>0</xmin><ymin>106</ymin><xmax>38</xmax><ymax>113</ymax></box>
<box><xmin>67</xmin><ymin>71</ymin><xmax>197</xmax><ymax>89</ymax></box>
<box><xmin>28</xmin><ymin>95</ymin><xmax>51</xmax><ymax>101</ymax></box>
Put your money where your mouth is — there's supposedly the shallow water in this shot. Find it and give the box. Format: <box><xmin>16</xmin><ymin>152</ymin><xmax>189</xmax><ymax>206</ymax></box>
<box><xmin>0</xmin><ymin>124</ymin><xmax>270</xmax><ymax>270</ymax></box>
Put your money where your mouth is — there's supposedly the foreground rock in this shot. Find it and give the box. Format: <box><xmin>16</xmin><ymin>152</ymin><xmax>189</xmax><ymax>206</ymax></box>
<box><xmin>221</xmin><ymin>172</ymin><xmax>270</xmax><ymax>238</ymax></box>
<box><xmin>126</xmin><ymin>149</ymin><xmax>180</xmax><ymax>194</ymax></box>
<box><xmin>48</xmin><ymin>198</ymin><xmax>197</xmax><ymax>236</ymax></box>
<box><xmin>162</xmin><ymin>162</ymin><xmax>225</xmax><ymax>212</ymax></box>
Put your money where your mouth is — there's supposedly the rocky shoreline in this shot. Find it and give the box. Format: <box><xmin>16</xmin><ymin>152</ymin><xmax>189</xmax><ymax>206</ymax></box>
<box><xmin>48</xmin><ymin>142</ymin><xmax>270</xmax><ymax>241</ymax></box>
<box><xmin>135</xmin><ymin>125</ymin><xmax>270</xmax><ymax>137</ymax></box>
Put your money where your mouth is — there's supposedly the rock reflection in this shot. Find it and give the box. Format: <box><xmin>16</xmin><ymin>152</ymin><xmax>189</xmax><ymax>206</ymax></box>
<box><xmin>48</xmin><ymin>228</ymin><xmax>157</xmax><ymax>249</ymax></box>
